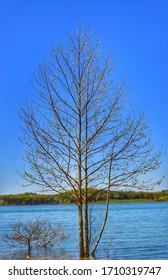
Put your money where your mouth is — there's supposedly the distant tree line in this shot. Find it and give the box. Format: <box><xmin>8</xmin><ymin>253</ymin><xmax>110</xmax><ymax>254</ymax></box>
<box><xmin>0</xmin><ymin>189</ymin><xmax>168</xmax><ymax>206</ymax></box>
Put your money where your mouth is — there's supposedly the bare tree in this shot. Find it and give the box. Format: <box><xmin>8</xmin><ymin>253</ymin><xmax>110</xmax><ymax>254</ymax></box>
<box><xmin>4</xmin><ymin>217</ymin><xmax>68</xmax><ymax>259</ymax></box>
<box><xmin>19</xmin><ymin>24</ymin><xmax>163</xmax><ymax>258</ymax></box>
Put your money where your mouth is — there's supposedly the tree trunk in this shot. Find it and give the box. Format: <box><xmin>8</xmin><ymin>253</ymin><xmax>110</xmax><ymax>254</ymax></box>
<box><xmin>84</xmin><ymin>200</ymin><xmax>89</xmax><ymax>257</ymax></box>
<box><xmin>91</xmin><ymin>192</ymin><xmax>109</xmax><ymax>256</ymax></box>
<box><xmin>91</xmin><ymin>160</ymin><xmax>112</xmax><ymax>256</ymax></box>
<box><xmin>27</xmin><ymin>239</ymin><xmax>31</xmax><ymax>259</ymax></box>
<box><xmin>78</xmin><ymin>204</ymin><xmax>84</xmax><ymax>258</ymax></box>
<box><xmin>83</xmin><ymin>94</ymin><xmax>89</xmax><ymax>258</ymax></box>
<box><xmin>84</xmin><ymin>145</ymin><xmax>89</xmax><ymax>257</ymax></box>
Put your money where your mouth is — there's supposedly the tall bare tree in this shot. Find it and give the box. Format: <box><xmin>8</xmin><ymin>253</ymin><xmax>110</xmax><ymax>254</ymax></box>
<box><xmin>19</xmin><ymin>24</ymin><xmax>163</xmax><ymax>258</ymax></box>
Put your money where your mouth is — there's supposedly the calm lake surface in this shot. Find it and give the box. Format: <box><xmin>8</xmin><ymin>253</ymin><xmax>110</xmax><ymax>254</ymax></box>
<box><xmin>0</xmin><ymin>202</ymin><xmax>168</xmax><ymax>260</ymax></box>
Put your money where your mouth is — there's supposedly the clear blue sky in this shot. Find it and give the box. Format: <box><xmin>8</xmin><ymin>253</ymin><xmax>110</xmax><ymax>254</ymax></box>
<box><xmin>0</xmin><ymin>0</ymin><xmax>168</xmax><ymax>194</ymax></box>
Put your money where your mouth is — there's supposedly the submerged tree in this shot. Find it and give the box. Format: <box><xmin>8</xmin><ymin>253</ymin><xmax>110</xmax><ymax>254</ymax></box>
<box><xmin>19</xmin><ymin>24</ymin><xmax>163</xmax><ymax>258</ymax></box>
<box><xmin>4</xmin><ymin>217</ymin><xmax>68</xmax><ymax>259</ymax></box>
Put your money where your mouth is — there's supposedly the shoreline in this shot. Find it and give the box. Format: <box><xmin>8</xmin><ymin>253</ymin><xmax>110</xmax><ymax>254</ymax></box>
<box><xmin>0</xmin><ymin>199</ymin><xmax>168</xmax><ymax>206</ymax></box>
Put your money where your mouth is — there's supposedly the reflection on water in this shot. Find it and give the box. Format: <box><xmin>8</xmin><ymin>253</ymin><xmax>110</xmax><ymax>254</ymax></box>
<box><xmin>3</xmin><ymin>247</ymin><xmax>77</xmax><ymax>260</ymax></box>
<box><xmin>0</xmin><ymin>202</ymin><xmax>168</xmax><ymax>259</ymax></box>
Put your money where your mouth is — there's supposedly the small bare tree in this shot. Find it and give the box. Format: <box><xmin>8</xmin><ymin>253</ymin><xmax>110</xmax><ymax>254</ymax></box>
<box><xmin>19</xmin><ymin>24</ymin><xmax>163</xmax><ymax>258</ymax></box>
<box><xmin>4</xmin><ymin>217</ymin><xmax>68</xmax><ymax>259</ymax></box>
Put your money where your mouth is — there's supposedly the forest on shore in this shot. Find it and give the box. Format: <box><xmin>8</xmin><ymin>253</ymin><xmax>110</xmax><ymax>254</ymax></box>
<box><xmin>0</xmin><ymin>189</ymin><xmax>168</xmax><ymax>206</ymax></box>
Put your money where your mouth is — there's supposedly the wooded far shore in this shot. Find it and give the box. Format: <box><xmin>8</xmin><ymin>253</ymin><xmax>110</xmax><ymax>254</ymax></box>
<box><xmin>0</xmin><ymin>189</ymin><xmax>168</xmax><ymax>206</ymax></box>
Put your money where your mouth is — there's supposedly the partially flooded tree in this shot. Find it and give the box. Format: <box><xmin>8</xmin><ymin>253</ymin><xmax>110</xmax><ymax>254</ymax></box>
<box><xmin>4</xmin><ymin>217</ymin><xmax>68</xmax><ymax>259</ymax></box>
<box><xmin>19</xmin><ymin>24</ymin><xmax>163</xmax><ymax>258</ymax></box>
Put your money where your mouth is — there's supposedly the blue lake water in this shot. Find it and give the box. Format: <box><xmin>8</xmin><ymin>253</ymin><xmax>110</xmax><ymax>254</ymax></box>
<box><xmin>0</xmin><ymin>202</ymin><xmax>168</xmax><ymax>259</ymax></box>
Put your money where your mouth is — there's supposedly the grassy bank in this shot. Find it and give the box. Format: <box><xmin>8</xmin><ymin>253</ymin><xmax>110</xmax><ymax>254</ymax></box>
<box><xmin>94</xmin><ymin>199</ymin><xmax>155</xmax><ymax>204</ymax></box>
